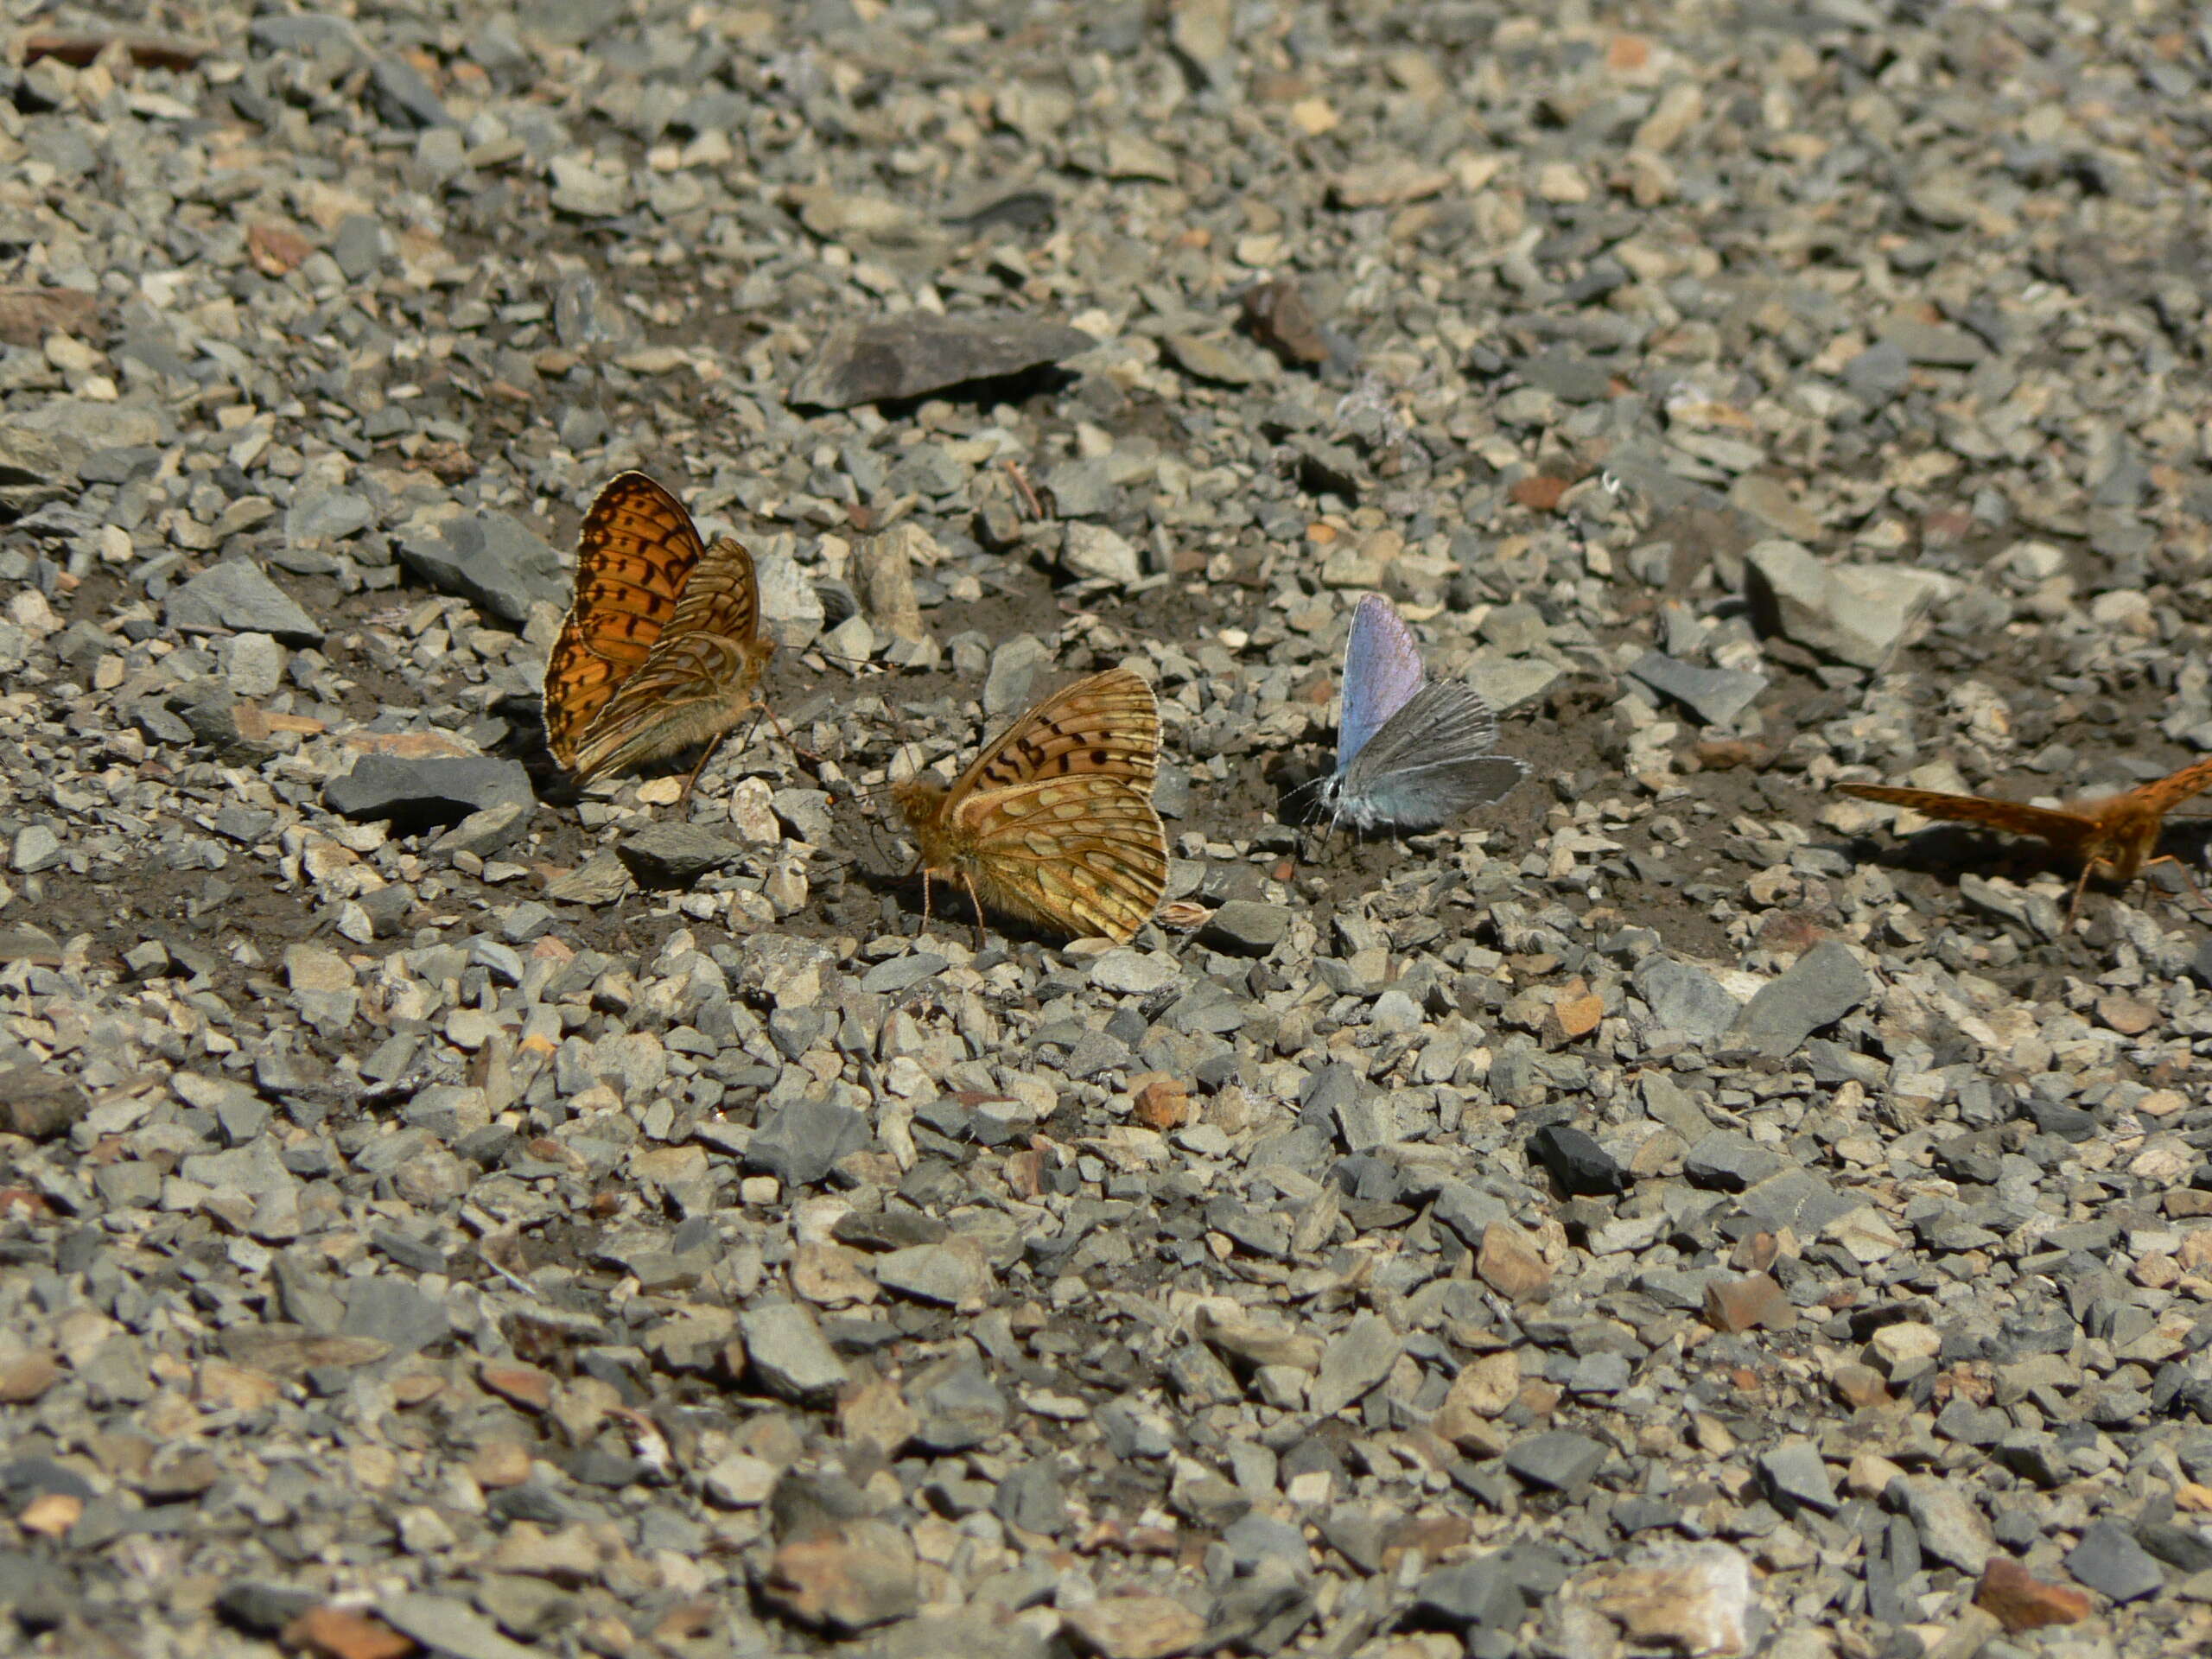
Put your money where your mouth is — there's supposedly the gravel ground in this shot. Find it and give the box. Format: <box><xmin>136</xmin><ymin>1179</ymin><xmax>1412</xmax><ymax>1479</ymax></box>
<box><xmin>4</xmin><ymin>3</ymin><xmax>2212</xmax><ymax>1656</ymax></box>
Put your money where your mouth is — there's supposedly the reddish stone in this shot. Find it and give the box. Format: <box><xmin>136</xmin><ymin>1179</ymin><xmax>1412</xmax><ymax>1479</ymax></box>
<box><xmin>479</xmin><ymin>1360</ymin><xmax>554</xmax><ymax>1413</ymax></box>
<box><xmin>247</xmin><ymin>223</ymin><xmax>314</xmax><ymax>276</ymax></box>
<box><xmin>18</xmin><ymin>1491</ymin><xmax>80</xmax><ymax>1537</ymax></box>
<box><xmin>1974</xmin><ymin>1558</ymin><xmax>2091</xmax><ymax>1632</ymax></box>
<box><xmin>1547</xmin><ymin>979</ymin><xmax>1605</xmax><ymax>1044</ymax></box>
<box><xmin>1830</xmin><ymin>1363</ymin><xmax>1890</xmax><ymax>1408</ymax></box>
<box><xmin>1694</xmin><ymin>739</ymin><xmax>1772</xmax><ymax>772</ymax></box>
<box><xmin>1477</xmin><ymin>1219</ymin><xmax>1553</xmax><ymax>1302</ymax></box>
<box><xmin>1510</xmin><ymin>474</ymin><xmax>1570</xmax><ymax>512</ymax></box>
<box><xmin>1703</xmin><ymin>1272</ymin><xmax>1796</xmax><ymax>1333</ymax></box>
<box><xmin>760</xmin><ymin>1522</ymin><xmax>918</xmax><ymax>1633</ymax></box>
<box><xmin>280</xmin><ymin>1607</ymin><xmax>417</xmax><ymax>1659</ymax></box>
<box><xmin>1131</xmin><ymin>1077</ymin><xmax>1192</xmax><ymax>1131</ymax></box>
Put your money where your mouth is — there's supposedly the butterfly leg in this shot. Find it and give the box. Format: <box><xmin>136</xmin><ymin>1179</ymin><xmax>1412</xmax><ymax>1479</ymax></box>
<box><xmin>2063</xmin><ymin>861</ymin><xmax>2101</xmax><ymax>931</ymax></box>
<box><xmin>675</xmin><ymin>734</ymin><xmax>728</xmax><ymax>808</ymax></box>
<box><xmin>2140</xmin><ymin>854</ymin><xmax>2212</xmax><ymax>915</ymax></box>
<box><xmin>962</xmin><ymin>876</ymin><xmax>988</xmax><ymax>952</ymax></box>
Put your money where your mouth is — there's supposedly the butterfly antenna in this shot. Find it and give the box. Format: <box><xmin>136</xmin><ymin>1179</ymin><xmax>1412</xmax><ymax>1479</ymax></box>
<box><xmin>753</xmin><ymin>696</ymin><xmax>825</xmax><ymax>771</ymax></box>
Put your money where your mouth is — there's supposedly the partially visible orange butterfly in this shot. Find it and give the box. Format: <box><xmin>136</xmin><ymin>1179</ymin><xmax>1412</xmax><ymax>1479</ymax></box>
<box><xmin>890</xmin><ymin>667</ymin><xmax>1167</xmax><ymax>944</ymax></box>
<box><xmin>1839</xmin><ymin>756</ymin><xmax>2212</xmax><ymax>925</ymax></box>
<box><xmin>543</xmin><ymin>471</ymin><xmax>773</xmax><ymax>799</ymax></box>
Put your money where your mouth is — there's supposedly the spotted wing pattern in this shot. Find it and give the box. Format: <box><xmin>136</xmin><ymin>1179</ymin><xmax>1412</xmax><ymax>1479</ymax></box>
<box><xmin>569</xmin><ymin>533</ymin><xmax>771</xmax><ymax>782</ymax></box>
<box><xmin>543</xmin><ymin>471</ymin><xmax>771</xmax><ymax>785</ymax></box>
<box><xmin>899</xmin><ymin>668</ymin><xmax>1166</xmax><ymax>943</ymax></box>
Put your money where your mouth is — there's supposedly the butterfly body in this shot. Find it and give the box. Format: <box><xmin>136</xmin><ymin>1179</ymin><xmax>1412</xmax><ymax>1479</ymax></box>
<box><xmin>1318</xmin><ymin>594</ymin><xmax>1529</xmax><ymax>833</ymax></box>
<box><xmin>1840</xmin><ymin>755</ymin><xmax>2212</xmax><ymax>925</ymax></box>
<box><xmin>892</xmin><ymin>668</ymin><xmax>1167</xmax><ymax>944</ymax></box>
<box><xmin>544</xmin><ymin>473</ymin><xmax>772</xmax><ymax>793</ymax></box>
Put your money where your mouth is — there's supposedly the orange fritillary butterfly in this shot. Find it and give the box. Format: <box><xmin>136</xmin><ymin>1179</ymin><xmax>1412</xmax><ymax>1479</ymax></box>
<box><xmin>543</xmin><ymin>471</ymin><xmax>773</xmax><ymax>798</ymax></box>
<box><xmin>1839</xmin><ymin>755</ymin><xmax>2212</xmax><ymax>925</ymax></box>
<box><xmin>890</xmin><ymin>667</ymin><xmax>1167</xmax><ymax>944</ymax></box>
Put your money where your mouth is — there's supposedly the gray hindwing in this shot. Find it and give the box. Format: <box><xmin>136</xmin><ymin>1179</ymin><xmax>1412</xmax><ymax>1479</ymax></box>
<box><xmin>1333</xmin><ymin>682</ymin><xmax>1528</xmax><ymax>830</ymax></box>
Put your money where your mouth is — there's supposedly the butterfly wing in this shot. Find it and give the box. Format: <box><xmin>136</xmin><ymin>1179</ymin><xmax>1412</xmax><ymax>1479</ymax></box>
<box><xmin>544</xmin><ymin>473</ymin><xmax>705</xmax><ymax>771</ymax></box>
<box><xmin>943</xmin><ymin>668</ymin><xmax>1167</xmax><ymax>942</ymax></box>
<box><xmin>569</xmin><ymin>534</ymin><xmax>773</xmax><ymax>782</ymax></box>
<box><xmin>1337</xmin><ymin>594</ymin><xmax>1427</xmax><ymax>772</ymax></box>
<box><xmin>2135</xmin><ymin>755</ymin><xmax>2212</xmax><ymax>817</ymax></box>
<box><xmin>1835</xmin><ymin>784</ymin><xmax>2102</xmax><ymax>860</ymax></box>
<box><xmin>1332</xmin><ymin>681</ymin><xmax>1528</xmax><ymax>831</ymax></box>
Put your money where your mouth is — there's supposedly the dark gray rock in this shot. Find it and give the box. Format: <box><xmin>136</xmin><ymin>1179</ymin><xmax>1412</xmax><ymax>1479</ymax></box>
<box><xmin>1526</xmin><ymin>1123</ymin><xmax>1629</xmax><ymax>1196</ymax></box>
<box><xmin>1200</xmin><ymin>899</ymin><xmax>1292</xmax><ymax>957</ymax></box>
<box><xmin>325</xmin><ymin>756</ymin><xmax>534</xmax><ymax>830</ymax></box>
<box><xmin>1881</xmin><ymin>318</ymin><xmax>1986</xmax><ymax>366</ymax></box>
<box><xmin>618</xmin><ymin>823</ymin><xmax>743</xmax><ymax>887</ymax></box>
<box><xmin>1514</xmin><ymin>346</ymin><xmax>1615</xmax><ymax>403</ymax></box>
<box><xmin>747</xmin><ymin>1098</ymin><xmax>868</xmax><ymax>1186</ymax></box>
<box><xmin>0</xmin><ymin>1065</ymin><xmax>84</xmax><ymax>1141</ymax></box>
<box><xmin>2024</xmin><ymin>1098</ymin><xmax>2098</xmax><ymax>1142</ymax></box>
<box><xmin>2067</xmin><ymin>1520</ymin><xmax>2164</xmax><ymax>1602</ymax></box>
<box><xmin>1758</xmin><ymin>1440</ymin><xmax>1838</xmax><ymax>1515</ymax></box>
<box><xmin>429</xmin><ymin>802</ymin><xmax>531</xmax><ymax>861</ymax></box>
<box><xmin>740</xmin><ymin>1302</ymin><xmax>847</xmax><ymax>1404</ymax></box>
<box><xmin>339</xmin><ymin>1277</ymin><xmax>450</xmax><ymax>1354</ymax></box>
<box><xmin>908</xmin><ymin>1355</ymin><xmax>1008</xmax><ymax>1452</ymax></box>
<box><xmin>1308</xmin><ymin>1311</ymin><xmax>1402</xmax><ymax>1416</ymax></box>
<box><xmin>287</xmin><ymin>484</ymin><xmax>374</xmax><ymax>540</ymax></box>
<box><xmin>1410</xmin><ymin>1554</ymin><xmax>1522</xmax><ymax>1631</ymax></box>
<box><xmin>1205</xmin><ymin>1564</ymin><xmax>1313</xmax><ymax>1654</ymax></box>
<box><xmin>369</xmin><ymin>57</ymin><xmax>455</xmax><ymax>128</ymax></box>
<box><xmin>377</xmin><ymin>1593</ymin><xmax>536</xmax><ymax>1659</ymax></box>
<box><xmin>2</xmin><ymin>1458</ymin><xmax>95</xmax><ymax>1501</ymax></box>
<box><xmin>859</xmin><ymin>953</ymin><xmax>948</xmax><ymax>995</ymax></box>
<box><xmin>397</xmin><ymin>512</ymin><xmax>569</xmax><ymax>626</ymax></box>
<box><xmin>1432</xmin><ymin>1181</ymin><xmax>1510</xmax><ymax>1247</ymax></box>
<box><xmin>1731</xmin><ymin>940</ymin><xmax>1870</xmax><ymax>1055</ymax></box>
<box><xmin>1624</xmin><ymin>651</ymin><xmax>1768</xmax><ymax>727</ymax></box>
<box><xmin>1683</xmin><ymin>1131</ymin><xmax>1791</xmax><ymax>1191</ymax></box>
<box><xmin>2137</xmin><ymin>1521</ymin><xmax>2212</xmax><ymax>1574</ymax></box>
<box><xmin>992</xmin><ymin>1460</ymin><xmax>1065</xmax><ymax>1537</ymax></box>
<box><xmin>1503</xmin><ymin>1430</ymin><xmax>1608</xmax><ymax>1492</ymax></box>
<box><xmin>1632</xmin><ymin>956</ymin><xmax>1741</xmax><ymax>1039</ymax></box>
<box><xmin>790</xmin><ymin>315</ymin><xmax>1096</xmax><ymax>410</ymax></box>
<box><xmin>1842</xmin><ymin>339</ymin><xmax>1910</xmax><ymax>404</ymax></box>
<box><xmin>216</xmin><ymin>1582</ymin><xmax>321</xmax><ymax>1636</ymax></box>
<box><xmin>166</xmin><ymin>560</ymin><xmax>322</xmax><ymax>644</ymax></box>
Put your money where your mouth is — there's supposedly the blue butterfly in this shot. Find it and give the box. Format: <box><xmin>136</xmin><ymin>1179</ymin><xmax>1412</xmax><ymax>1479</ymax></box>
<box><xmin>1317</xmin><ymin>594</ymin><xmax>1530</xmax><ymax>832</ymax></box>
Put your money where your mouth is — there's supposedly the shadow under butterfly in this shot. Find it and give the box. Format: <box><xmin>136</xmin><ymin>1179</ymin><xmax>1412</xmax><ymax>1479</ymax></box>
<box><xmin>1306</xmin><ymin>594</ymin><xmax>1531</xmax><ymax>840</ymax></box>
